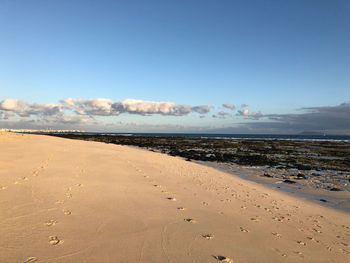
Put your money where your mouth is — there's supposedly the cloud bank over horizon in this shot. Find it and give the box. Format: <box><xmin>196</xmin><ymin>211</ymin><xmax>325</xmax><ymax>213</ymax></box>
<box><xmin>1</xmin><ymin>98</ymin><xmax>349</xmax><ymax>134</ymax></box>
<box><xmin>0</xmin><ymin>97</ymin><xmax>215</xmax><ymax>124</ymax></box>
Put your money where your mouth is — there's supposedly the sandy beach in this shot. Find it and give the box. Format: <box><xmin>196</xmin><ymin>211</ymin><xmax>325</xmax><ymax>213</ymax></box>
<box><xmin>1</xmin><ymin>132</ymin><xmax>350</xmax><ymax>263</ymax></box>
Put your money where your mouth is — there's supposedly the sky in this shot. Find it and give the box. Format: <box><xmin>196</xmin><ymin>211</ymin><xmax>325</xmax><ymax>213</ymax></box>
<box><xmin>0</xmin><ymin>0</ymin><xmax>349</xmax><ymax>134</ymax></box>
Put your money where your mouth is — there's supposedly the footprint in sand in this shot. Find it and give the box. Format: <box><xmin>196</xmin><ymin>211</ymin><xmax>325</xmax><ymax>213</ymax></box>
<box><xmin>294</xmin><ymin>251</ymin><xmax>304</xmax><ymax>258</ymax></box>
<box><xmin>339</xmin><ymin>248</ymin><xmax>350</xmax><ymax>255</ymax></box>
<box><xmin>167</xmin><ymin>197</ymin><xmax>176</xmax><ymax>201</ymax></box>
<box><xmin>250</xmin><ymin>216</ymin><xmax>260</xmax><ymax>222</ymax></box>
<box><xmin>63</xmin><ymin>209</ymin><xmax>71</xmax><ymax>215</ymax></box>
<box><xmin>240</xmin><ymin>227</ymin><xmax>249</xmax><ymax>233</ymax></box>
<box><xmin>184</xmin><ymin>218</ymin><xmax>196</xmax><ymax>223</ymax></box>
<box><xmin>177</xmin><ymin>207</ymin><xmax>186</xmax><ymax>211</ymax></box>
<box><xmin>49</xmin><ymin>236</ymin><xmax>63</xmax><ymax>245</ymax></box>
<box><xmin>24</xmin><ymin>257</ymin><xmax>38</xmax><ymax>263</ymax></box>
<box><xmin>273</xmin><ymin>248</ymin><xmax>287</xmax><ymax>257</ymax></box>
<box><xmin>202</xmin><ymin>234</ymin><xmax>214</xmax><ymax>240</ymax></box>
<box><xmin>55</xmin><ymin>200</ymin><xmax>65</xmax><ymax>205</ymax></box>
<box><xmin>45</xmin><ymin>220</ymin><xmax>57</xmax><ymax>227</ymax></box>
<box><xmin>153</xmin><ymin>184</ymin><xmax>161</xmax><ymax>188</ymax></box>
<box><xmin>14</xmin><ymin>177</ymin><xmax>29</xmax><ymax>184</ymax></box>
<box><xmin>312</xmin><ymin>228</ymin><xmax>322</xmax><ymax>233</ymax></box>
<box><xmin>307</xmin><ymin>236</ymin><xmax>319</xmax><ymax>243</ymax></box>
<box><xmin>0</xmin><ymin>186</ymin><xmax>7</xmax><ymax>190</ymax></box>
<box><xmin>213</xmin><ymin>255</ymin><xmax>233</xmax><ymax>262</ymax></box>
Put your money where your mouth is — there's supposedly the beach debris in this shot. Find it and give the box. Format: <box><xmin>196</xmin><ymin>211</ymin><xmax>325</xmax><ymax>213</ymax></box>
<box><xmin>262</xmin><ymin>173</ymin><xmax>273</xmax><ymax>178</ymax></box>
<box><xmin>167</xmin><ymin>197</ymin><xmax>176</xmax><ymax>201</ymax></box>
<box><xmin>297</xmin><ymin>241</ymin><xmax>306</xmax><ymax>246</ymax></box>
<box><xmin>213</xmin><ymin>255</ymin><xmax>233</xmax><ymax>262</ymax></box>
<box><xmin>319</xmin><ymin>199</ymin><xmax>328</xmax><ymax>202</ymax></box>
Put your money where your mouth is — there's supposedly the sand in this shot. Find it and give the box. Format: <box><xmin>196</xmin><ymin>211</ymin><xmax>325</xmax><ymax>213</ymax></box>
<box><xmin>0</xmin><ymin>132</ymin><xmax>349</xmax><ymax>263</ymax></box>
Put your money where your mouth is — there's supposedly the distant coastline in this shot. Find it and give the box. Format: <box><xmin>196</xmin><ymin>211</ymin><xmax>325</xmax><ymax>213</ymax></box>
<box><xmin>0</xmin><ymin>128</ymin><xmax>85</xmax><ymax>133</ymax></box>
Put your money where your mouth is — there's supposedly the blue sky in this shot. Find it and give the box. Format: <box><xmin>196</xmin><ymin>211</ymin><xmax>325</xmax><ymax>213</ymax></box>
<box><xmin>0</xmin><ymin>0</ymin><xmax>349</xmax><ymax>133</ymax></box>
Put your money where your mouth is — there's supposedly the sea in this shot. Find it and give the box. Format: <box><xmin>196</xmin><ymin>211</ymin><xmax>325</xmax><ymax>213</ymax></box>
<box><xmin>84</xmin><ymin>133</ymin><xmax>350</xmax><ymax>142</ymax></box>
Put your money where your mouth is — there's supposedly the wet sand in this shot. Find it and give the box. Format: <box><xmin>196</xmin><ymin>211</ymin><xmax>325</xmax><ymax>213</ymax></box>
<box><xmin>1</xmin><ymin>132</ymin><xmax>350</xmax><ymax>262</ymax></box>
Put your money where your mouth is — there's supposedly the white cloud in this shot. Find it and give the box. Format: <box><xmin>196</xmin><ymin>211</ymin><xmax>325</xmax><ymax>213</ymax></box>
<box><xmin>60</xmin><ymin>98</ymin><xmax>114</xmax><ymax>116</ymax></box>
<box><xmin>238</xmin><ymin>109</ymin><xmax>249</xmax><ymax>116</ymax></box>
<box><xmin>113</xmin><ymin>99</ymin><xmax>193</xmax><ymax>116</ymax></box>
<box><xmin>0</xmin><ymin>98</ymin><xmax>28</xmax><ymax>116</ymax></box>
<box><xmin>222</xmin><ymin>103</ymin><xmax>235</xmax><ymax>110</ymax></box>
<box><xmin>0</xmin><ymin>99</ymin><xmax>63</xmax><ymax>117</ymax></box>
<box><xmin>0</xmin><ymin>97</ymin><xmax>214</xmax><ymax>126</ymax></box>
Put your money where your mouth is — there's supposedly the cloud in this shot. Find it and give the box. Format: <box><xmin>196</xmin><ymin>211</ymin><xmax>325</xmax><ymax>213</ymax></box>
<box><xmin>60</xmin><ymin>98</ymin><xmax>213</xmax><ymax>117</ymax></box>
<box><xmin>0</xmin><ymin>98</ymin><xmax>63</xmax><ymax>117</ymax></box>
<box><xmin>0</xmin><ymin>98</ymin><xmax>28</xmax><ymax>116</ymax></box>
<box><xmin>218</xmin><ymin>111</ymin><xmax>228</xmax><ymax>116</ymax></box>
<box><xmin>264</xmin><ymin>103</ymin><xmax>350</xmax><ymax>131</ymax></box>
<box><xmin>43</xmin><ymin>115</ymin><xmax>94</xmax><ymax>124</ymax></box>
<box><xmin>1</xmin><ymin>97</ymin><xmax>214</xmax><ymax>127</ymax></box>
<box><xmin>237</xmin><ymin>109</ymin><xmax>249</xmax><ymax>116</ymax></box>
<box><xmin>192</xmin><ymin>104</ymin><xmax>214</xmax><ymax>114</ymax></box>
<box><xmin>222</xmin><ymin>103</ymin><xmax>235</xmax><ymax>110</ymax></box>
<box><xmin>61</xmin><ymin>98</ymin><xmax>114</xmax><ymax>116</ymax></box>
<box><xmin>222</xmin><ymin>103</ymin><xmax>350</xmax><ymax>134</ymax></box>
<box><xmin>237</xmin><ymin>108</ymin><xmax>264</xmax><ymax>119</ymax></box>
<box><xmin>112</xmin><ymin>99</ymin><xmax>193</xmax><ymax>116</ymax></box>
<box><xmin>250</xmin><ymin>111</ymin><xmax>263</xmax><ymax>119</ymax></box>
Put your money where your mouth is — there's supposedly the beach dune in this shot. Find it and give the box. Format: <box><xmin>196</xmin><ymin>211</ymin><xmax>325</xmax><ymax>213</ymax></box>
<box><xmin>0</xmin><ymin>132</ymin><xmax>349</xmax><ymax>262</ymax></box>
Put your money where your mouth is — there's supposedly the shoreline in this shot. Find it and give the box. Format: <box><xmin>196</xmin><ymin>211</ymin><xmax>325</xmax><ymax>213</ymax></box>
<box><xmin>1</xmin><ymin>132</ymin><xmax>350</xmax><ymax>262</ymax></box>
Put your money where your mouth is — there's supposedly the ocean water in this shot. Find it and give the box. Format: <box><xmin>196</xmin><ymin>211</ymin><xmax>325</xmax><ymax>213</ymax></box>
<box><xmin>91</xmin><ymin>133</ymin><xmax>350</xmax><ymax>142</ymax></box>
